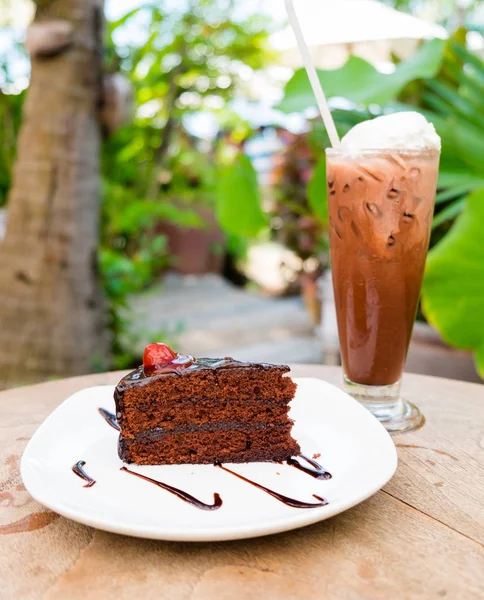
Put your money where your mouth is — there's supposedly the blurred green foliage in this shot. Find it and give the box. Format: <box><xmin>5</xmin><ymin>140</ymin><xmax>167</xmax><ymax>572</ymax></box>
<box><xmin>423</xmin><ymin>189</ymin><xmax>484</xmax><ymax>375</ymax></box>
<box><xmin>100</xmin><ymin>1</ymin><xmax>276</xmax><ymax>366</ymax></box>
<box><xmin>307</xmin><ymin>155</ymin><xmax>328</xmax><ymax>225</ymax></box>
<box><xmin>270</xmin><ymin>132</ymin><xmax>328</xmax><ymax>270</ymax></box>
<box><xmin>0</xmin><ymin>33</ymin><xmax>26</xmax><ymax>206</ymax></box>
<box><xmin>215</xmin><ymin>154</ymin><xmax>266</xmax><ymax>237</ymax></box>
<box><xmin>0</xmin><ymin>90</ymin><xmax>23</xmax><ymax>205</ymax></box>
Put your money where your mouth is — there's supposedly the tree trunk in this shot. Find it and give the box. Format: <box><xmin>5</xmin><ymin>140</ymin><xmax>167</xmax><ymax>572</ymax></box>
<box><xmin>0</xmin><ymin>0</ymin><xmax>110</xmax><ymax>388</ymax></box>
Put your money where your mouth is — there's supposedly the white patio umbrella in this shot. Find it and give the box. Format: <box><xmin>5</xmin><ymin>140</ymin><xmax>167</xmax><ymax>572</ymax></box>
<box><xmin>271</xmin><ymin>0</ymin><xmax>448</xmax><ymax>69</ymax></box>
<box><xmin>0</xmin><ymin>0</ymin><xmax>34</xmax><ymax>28</ymax></box>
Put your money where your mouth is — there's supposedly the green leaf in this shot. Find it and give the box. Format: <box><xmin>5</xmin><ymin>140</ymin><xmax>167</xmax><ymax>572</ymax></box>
<box><xmin>450</xmin><ymin>41</ymin><xmax>484</xmax><ymax>78</ymax></box>
<box><xmin>307</xmin><ymin>155</ymin><xmax>328</xmax><ymax>224</ymax></box>
<box><xmin>422</xmin><ymin>188</ymin><xmax>484</xmax><ymax>377</ymax></box>
<box><xmin>421</xmin><ymin>92</ymin><xmax>455</xmax><ymax>118</ymax></box>
<box><xmin>277</xmin><ymin>38</ymin><xmax>445</xmax><ymax>113</ymax></box>
<box><xmin>108</xmin><ymin>4</ymin><xmax>154</xmax><ymax>32</ymax></box>
<box><xmin>278</xmin><ymin>57</ymin><xmax>378</xmax><ymax>113</ymax></box>
<box><xmin>435</xmin><ymin>185</ymin><xmax>473</xmax><ymax>205</ymax></box>
<box><xmin>425</xmin><ymin>80</ymin><xmax>484</xmax><ymax>130</ymax></box>
<box><xmin>438</xmin><ymin>171</ymin><xmax>484</xmax><ymax>189</ymax></box>
<box><xmin>215</xmin><ymin>154</ymin><xmax>267</xmax><ymax>237</ymax></box>
<box><xmin>444</xmin><ymin>62</ymin><xmax>484</xmax><ymax>111</ymax></box>
<box><xmin>431</xmin><ymin>197</ymin><xmax>466</xmax><ymax>229</ymax></box>
<box><xmin>432</xmin><ymin>116</ymin><xmax>484</xmax><ymax>173</ymax></box>
<box><xmin>387</xmin><ymin>38</ymin><xmax>447</xmax><ymax>95</ymax></box>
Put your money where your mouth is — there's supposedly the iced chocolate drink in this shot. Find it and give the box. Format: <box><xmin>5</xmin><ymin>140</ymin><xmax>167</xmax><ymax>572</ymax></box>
<box><xmin>326</xmin><ymin>112</ymin><xmax>441</xmax><ymax>432</ymax></box>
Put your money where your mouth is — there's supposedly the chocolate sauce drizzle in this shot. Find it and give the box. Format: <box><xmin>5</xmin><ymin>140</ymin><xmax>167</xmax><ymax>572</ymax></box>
<box><xmin>72</xmin><ymin>460</ymin><xmax>96</xmax><ymax>488</ymax></box>
<box><xmin>98</xmin><ymin>407</ymin><xmax>120</xmax><ymax>431</ymax></box>
<box><xmin>216</xmin><ymin>463</ymin><xmax>328</xmax><ymax>509</ymax></box>
<box><xmin>287</xmin><ymin>454</ymin><xmax>332</xmax><ymax>480</ymax></box>
<box><xmin>120</xmin><ymin>466</ymin><xmax>222</xmax><ymax>511</ymax></box>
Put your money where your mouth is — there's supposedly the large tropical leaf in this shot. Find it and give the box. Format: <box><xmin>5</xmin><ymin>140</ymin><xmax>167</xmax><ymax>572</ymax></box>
<box><xmin>431</xmin><ymin>197</ymin><xmax>466</xmax><ymax>230</ymax></box>
<box><xmin>307</xmin><ymin>155</ymin><xmax>328</xmax><ymax>224</ymax></box>
<box><xmin>425</xmin><ymin>79</ymin><xmax>484</xmax><ymax>130</ymax></box>
<box><xmin>277</xmin><ymin>38</ymin><xmax>445</xmax><ymax>113</ymax></box>
<box><xmin>215</xmin><ymin>154</ymin><xmax>267</xmax><ymax>237</ymax></box>
<box><xmin>422</xmin><ymin>42</ymin><xmax>484</xmax><ymax>174</ymax></box>
<box><xmin>435</xmin><ymin>116</ymin><xmax>484</xmax><ymax>173</ymax></box>
<box><xmin>438</xmin><ymin>171</ymin><xmax>484</xmax><ymax>189</ymax></box>
<box><xmin>422</xmin><ymin>189</ymin><xmax>484</xmax><ymax>376</ymax></box>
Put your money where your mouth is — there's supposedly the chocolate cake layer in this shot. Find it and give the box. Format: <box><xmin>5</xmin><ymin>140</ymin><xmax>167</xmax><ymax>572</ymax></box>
<box><xmin>119</xmin><ymin>423</ymin><xmax>299</xmax><ymax>465</ymax></box>
<box><xmin>118</xmin><ymin>397</ymin><xmax>292</xmax><ymax>437</ymax></box>
<box><xmin>114</xmin><ymin>356</ymin><xmax>300</xmax><ymax>465</ymax></box>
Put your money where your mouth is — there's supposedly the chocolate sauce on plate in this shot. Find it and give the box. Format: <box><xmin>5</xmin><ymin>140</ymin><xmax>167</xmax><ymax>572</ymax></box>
<box><xmin>120</xmin><ymin>466</ymin><xmax>222</xmax><ymax>511</ymax></box>
<box><xmin>98</xmin><ymin>407</ymin><xmax>120</xmax><ymax>431</ymax></box>
<box><xmin>216</xmin><ymin>463</ymin><xmax>328</xmax><ymax>508</ymax></box>
<box><xmin>72</xmin><ymin>460</ymin><xmax>96</xmax><ymax>488</ymax></box>
<box><xmin>287</xmin><ymin>454</ymin><xmax>332</xmax><ymax>480</ymax></box>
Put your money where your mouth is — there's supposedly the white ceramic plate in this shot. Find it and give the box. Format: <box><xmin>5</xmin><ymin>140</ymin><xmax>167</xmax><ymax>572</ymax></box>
<box><xmin>21</xmin><ymin>377</ymin><xmax>397</xmax><ymax>541</ymax></box>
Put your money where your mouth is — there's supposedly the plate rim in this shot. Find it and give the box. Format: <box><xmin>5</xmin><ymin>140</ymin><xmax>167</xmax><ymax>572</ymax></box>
<box><xmin>21</xmin><ymin>377</ymin><xmax>398</xmax><ymax>542</ymax></box>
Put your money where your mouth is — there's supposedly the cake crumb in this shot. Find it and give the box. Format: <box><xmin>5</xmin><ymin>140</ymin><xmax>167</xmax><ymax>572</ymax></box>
<box><xmin>313</xmin><ymin>453</ymin><xmax>321</xmax><ymax>459</ymax></box>
<box><xmin>276</xmin><ymin>472</ymin><xmax>280</xmax><ymax>476</ymax></box>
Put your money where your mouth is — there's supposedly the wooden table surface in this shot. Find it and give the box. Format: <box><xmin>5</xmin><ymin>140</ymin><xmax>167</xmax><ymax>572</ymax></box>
<box><xmin>1</xmin><ymin>366</ymin><xmax>483</xmax><ymax>600</ymax></box>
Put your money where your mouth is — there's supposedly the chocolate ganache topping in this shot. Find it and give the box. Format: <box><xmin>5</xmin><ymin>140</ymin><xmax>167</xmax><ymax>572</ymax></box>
<box><xmin>117</xmin><ymin>356</ymin><xmax>288</xmax><ymax>389</ymax></box>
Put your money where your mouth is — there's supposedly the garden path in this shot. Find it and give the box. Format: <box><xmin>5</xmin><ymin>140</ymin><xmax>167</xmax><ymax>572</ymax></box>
<box><xmin>128</xmin><ymin>274</ymin><xmax>322</xmax><ymax>364</ymax></box>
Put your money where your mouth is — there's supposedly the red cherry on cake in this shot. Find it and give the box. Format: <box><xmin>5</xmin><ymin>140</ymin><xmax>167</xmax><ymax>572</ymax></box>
<box><xmin>143</xmin><ymin>342</ymin><xmax>177</xmax><ymax>371</ymax></box>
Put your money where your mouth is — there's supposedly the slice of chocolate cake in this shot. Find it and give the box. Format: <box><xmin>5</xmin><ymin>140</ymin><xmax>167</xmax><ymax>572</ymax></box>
<box><xmin>114</xmin><ymin>342</ymin><xmax>300</xmax><ymax>465</ymax></box>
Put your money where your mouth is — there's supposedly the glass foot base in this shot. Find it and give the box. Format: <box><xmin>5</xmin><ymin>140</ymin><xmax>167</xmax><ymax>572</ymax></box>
<box><xmin>378</xmin><ymin>399</ymin><xmax>425</xmax><ymax>433</ymax></box>
<box><xmin>344</xmin><ymin>377</ymin><xmax>425</xmax><ymax>434</ymax></box>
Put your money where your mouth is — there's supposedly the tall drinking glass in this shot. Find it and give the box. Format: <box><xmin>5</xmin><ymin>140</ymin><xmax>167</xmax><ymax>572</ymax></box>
<box><xmin>326</xmin><ymin>148</ymin><xmax>440</xmax><ymax>432</ymax></box>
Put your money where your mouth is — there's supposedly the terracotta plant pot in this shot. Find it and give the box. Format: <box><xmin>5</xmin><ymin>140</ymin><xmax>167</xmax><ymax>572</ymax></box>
<box><xmin>158</xmin><ymin>206</ymin><xmax>225</xmax><ymax>276</ymax></box>
<box><xmin>300</xmin><ymin>272</ymin><xmax>322</xmax><ymax>327</ymax></box>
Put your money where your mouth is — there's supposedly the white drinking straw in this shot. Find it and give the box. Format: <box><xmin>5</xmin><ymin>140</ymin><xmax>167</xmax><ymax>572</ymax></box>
<box><xmin>284</xmin><ymin>0</ymin><xmax>340</xmax><ymax>147</ymax></box>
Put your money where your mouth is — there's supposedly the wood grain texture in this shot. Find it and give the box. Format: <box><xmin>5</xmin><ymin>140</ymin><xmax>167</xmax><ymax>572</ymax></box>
<box><xmin>1</xmin><ymin>367</ymin><xmax>483</xmax><ymax>600</ymax></box>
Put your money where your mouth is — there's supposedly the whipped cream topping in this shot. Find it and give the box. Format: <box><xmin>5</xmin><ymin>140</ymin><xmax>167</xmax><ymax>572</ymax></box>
<box><xmin>340</xmin><ymin>111</ymin><xmax>441</xmax><ymax>152</ymax></box>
